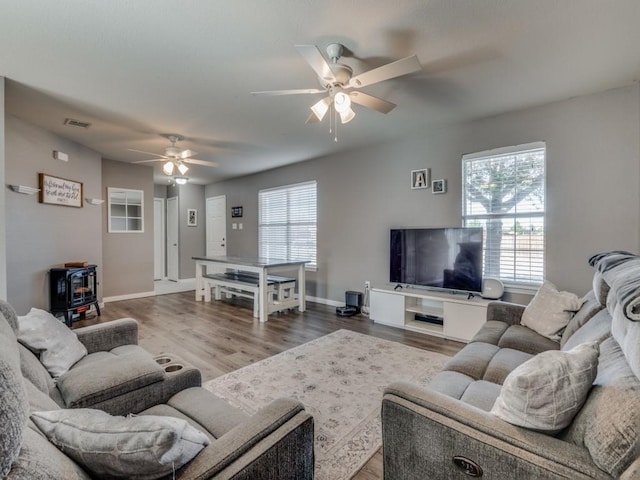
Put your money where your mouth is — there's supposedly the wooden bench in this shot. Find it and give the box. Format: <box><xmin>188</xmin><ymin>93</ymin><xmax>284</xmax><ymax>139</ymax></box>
<box><xmin>202</xmin><ymin>271</ymin><xmax>296</xmax><ymax>317</ymax></box>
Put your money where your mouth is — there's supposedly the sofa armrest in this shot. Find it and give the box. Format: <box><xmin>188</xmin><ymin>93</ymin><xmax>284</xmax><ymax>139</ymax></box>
<box><xmin>73</xmin><ymin>318</ymin><xmax>138</xmax><ymax>353</ymax></box>
<box><xmin>383</xmin><ymin>381</ymin><xmax>608</xmax><ymax>479</ymax></box>
<box><xmin>486</xmin><ymin>301</ymin><xmax>526</xmax><ymax>325</ymax></box>
<box><xmin>180</xmin><ymin>397</ymin><xmax>314</xmax><ymax>480</ymax></box>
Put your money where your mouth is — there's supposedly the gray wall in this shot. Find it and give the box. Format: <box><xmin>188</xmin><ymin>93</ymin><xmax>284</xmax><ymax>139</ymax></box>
<box><xmin>5</xmin><ymin>115</ymin><xmax>103</xmax><ymax>314</ymax></box>
<box><xmin>0</xmin><ymin>78</ymin><xmax>6</xmax><ymax>300</ymax></box>
<box><xmin>167</xmin><ymin>183</ymin><xmax>206</xmax><ymax>279</ymax></box>
<box><xmin>205</xmin><ymin>84</ymin><xmax>640</xmax><ymax>302</ymax></box>
<box><xmin>101</xmin><ymin>159</ymin><xmax>154</xmax><ymax>297</ymax></box>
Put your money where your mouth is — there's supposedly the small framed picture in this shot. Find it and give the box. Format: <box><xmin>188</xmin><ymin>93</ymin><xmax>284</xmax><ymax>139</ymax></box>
<box><xmin>432</xmin><ymin>179</ymin><xmax>447</xmax><ymax>194</ymax></box>
<box><xmin>231</xmin><ymin>206</ymin><xmax>243</xmax><ymax>218</ymax></box>
<box><xmin>187</xmin><ymin>209</ymin><xmax>197</xmax><ymax>226</ymax></box>
<box><xmin>411</xmin><ymin>169</ymin><xmax>430</xmax><ymax>189</ymax></box>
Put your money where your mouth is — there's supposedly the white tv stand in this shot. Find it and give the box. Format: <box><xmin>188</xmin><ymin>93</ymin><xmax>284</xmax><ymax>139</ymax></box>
<box><xmin>370</xmin><ymin>286</ymin><xmax>491</xmax><ymax>343</ymax></box>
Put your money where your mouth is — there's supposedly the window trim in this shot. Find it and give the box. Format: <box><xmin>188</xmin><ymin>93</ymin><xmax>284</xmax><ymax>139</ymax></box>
<box><xmin>462</xmin><ymin>141</ymin><xmax>546</xmax><ymax>285</ymax></box>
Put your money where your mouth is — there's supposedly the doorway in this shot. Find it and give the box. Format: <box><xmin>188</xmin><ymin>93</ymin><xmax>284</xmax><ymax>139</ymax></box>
<box><xmin>153</xmin><ymin>198</ymin><xmax>165</xmax><ymax>280</ymax></box>
<box><xmin>206</xmin><ymin>195</ymin><xmax>227</xmax><ymax>257</ymax></box>
<box><xmin>166</xmin><ymin>196</ymin><xmax>179</xmax><ymax>281</ymax></box>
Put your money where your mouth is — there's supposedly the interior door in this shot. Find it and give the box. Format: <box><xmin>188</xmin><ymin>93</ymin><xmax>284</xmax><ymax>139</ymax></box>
<box><xmin>153</xmin><ymin>198</ymin><xmax>165</xmax><ymax>280</ymax></box>
<box><xmin>206</xmin><ymin>195</ymin><xmax>227</xmax><ymax>257</ymax></box>
<box><xmin>167</xmin><ymin>196</ymin><xmax>179</xmax><ymax>281</ymax></box>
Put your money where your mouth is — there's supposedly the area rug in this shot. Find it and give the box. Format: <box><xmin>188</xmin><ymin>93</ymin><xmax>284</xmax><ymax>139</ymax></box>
<box><xmin>203</xmin><ymin>329</ymin><xmax>450</xmax><ymax>479</ymax></box>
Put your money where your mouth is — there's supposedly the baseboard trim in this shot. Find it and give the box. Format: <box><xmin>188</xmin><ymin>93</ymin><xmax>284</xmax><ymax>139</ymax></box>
<box><xmin>103</xmin><ymin>291</ymin><xmax>156</xmax><ymax>303</ymax></box>
<box><xmin>306</xmin><ymin>295</ymin><xmax>343</xmax><ymax>307</ymax></box>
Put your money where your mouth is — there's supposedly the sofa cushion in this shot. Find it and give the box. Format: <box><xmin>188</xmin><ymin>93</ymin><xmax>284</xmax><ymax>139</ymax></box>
<box><xmin>0</xmin><ymin>311</ymin><xmax>29</xmax><ymax>478</ymax></box>
<box><xmin>7</xmin><ymin>426</ymin><xmax>91</xmax><ymax>479</ymax></box>
<box><xmin>611</xmin><ymin>303</ymin><xmax>640</xmax><ymax>379</ymax></box>
<box><xmin>459</xmin><ymin>380</ymin><xmax>502</xmax><ymax>412</ymax></box>
<box><xmin>483</xmin><ymin>348</ymin><xmax>533</xmax><ymax>385</ymax></box>
<box><xmin>56</xmin><ymin>345</ymin><xmax>165</xmax><ymax>408</ymax></box>
<box><xmin>491</xmin><ymin>342</ymin><xmax>599</xmax><ymax>433</ymax></box>
<box><xmin>521</xmin><ymin>281</ymin><xmax>584</xmax><ymax>341</ymax></box>
<box><xmin>469</xmin><ymin>320</ymin><xmax>509</xmax><ymax>345</ymax></box>
<box><xmin>560</xmin><ymin>291</ymin><xmax>605</xmax><ymax>348</ymax></box>
<box><xmin>592</xmin><ymin>270</ymin><xmax>610</xmax><ymax>306</ymax></box>
<box><xmin>441</xmin><ymin>342</ymin><xmax>500</xmax><ymax>380</ymax></box>
<box><xmin>31</xmin><ymin>408</ymin><xmax>210</xmax><ymax>479</ymax></box>
<box><xmin>428</xmin><ymin>371</ymin><xmax>475</xmax><ymax>400</ymax></box>
<box><xmin>562</xmin><ymin>309</ymin><xmax>612</xmax><ymax>352</ymax></box>
<box><xmin>147</xmin><ymin>387</ymin><xmax>250</xmax><ymax>440</ymax></box>
<box><xmin>18</xmin><ymin>343</ymin><xmax>54</xmax><ymax>395</ymax></box>
<box><xmin>17</xmin><ymin>308</ymin><xmax>87</xmax><ymax>378</ymax></box>
<box><xmin>497</xmin><ymin>324</ymin><xmax>560</xmax><ymax>355</ymax></box>
<box><xmin>560</xmin><ymin>336</ymin><xmax>640</xmax><ymax>477</ymax></box>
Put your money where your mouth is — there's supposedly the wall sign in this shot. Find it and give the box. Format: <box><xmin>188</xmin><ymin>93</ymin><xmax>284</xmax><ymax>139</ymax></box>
<box><xmin>231</xmin><ymin>206</ymin><xmax>243</xmax><ymax>218</ymax></box>
<box><xmin>39</xmin><ymin>173</ymin><xmax>83</xmax><ymax>207</ymax></box>
<box><xmin>411</xmin><ymin>168</ymin><xmax>431</xmax><ymax>189</ymax></box>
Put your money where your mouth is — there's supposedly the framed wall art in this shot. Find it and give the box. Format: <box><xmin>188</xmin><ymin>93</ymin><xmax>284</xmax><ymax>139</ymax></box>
<box><xmin>432</xmin><ymin>179</ymin><xmax>447</xmax><ymax>194</ymax></box>
<box><xmin>411</xmin><ymin>169</ymin><xmax>430</xmax><ymax>189</ymax></box>
<box><xmin>187</xmin><ymin>208</ymin><xmax>198</xmax><ymax>226</ymax></box>
<box><xmin>38</xmin><ymin>173</ymin><xmax>83</xmax><ymax>207</ymax></box>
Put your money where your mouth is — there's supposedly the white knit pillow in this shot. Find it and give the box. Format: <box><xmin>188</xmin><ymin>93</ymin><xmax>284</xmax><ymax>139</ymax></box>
<box><xmin>521</xmin><ymin>281</ymin><xmax>584</xmax><ymax>341</ymax></box>
<box><xmin>491</xmin><ymin>342</ymin><xmax>599</xmax><ymax>432</ymax></box>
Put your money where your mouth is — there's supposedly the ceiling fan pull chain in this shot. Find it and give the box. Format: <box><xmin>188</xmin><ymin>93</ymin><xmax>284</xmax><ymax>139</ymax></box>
<box><xmin>334</xmin><ymin>108</ymin><xmax>339</xmax><ymax>143</ymax></box>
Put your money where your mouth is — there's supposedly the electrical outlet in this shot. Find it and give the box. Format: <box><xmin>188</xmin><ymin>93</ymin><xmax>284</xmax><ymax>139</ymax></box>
<box><xmin>365</xmin><ymin>280</ymin><xmax>371</xmax><ymax>289</ymax></box>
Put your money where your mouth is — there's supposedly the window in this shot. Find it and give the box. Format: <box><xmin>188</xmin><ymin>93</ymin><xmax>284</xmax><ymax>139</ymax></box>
<box><xmin>108</xmin><ymin>188</ymin><xmax>144</xmax><ymax>233</ymax></box>
<box><xmin>259</xmin><ymin>181</ymin><xmax>317</xmax><ymax>269</ymax></box>
<box><xmin>462</xmin><ymin>142</ymin><xmax>545</xmax><ymax>285</ymax></box>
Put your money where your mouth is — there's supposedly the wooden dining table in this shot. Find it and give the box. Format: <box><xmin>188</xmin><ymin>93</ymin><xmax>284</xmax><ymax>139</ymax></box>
<box><xmin>193</xmin><ymin>255</ymin><xmax>309</xmax><ymax>323</ymax></box>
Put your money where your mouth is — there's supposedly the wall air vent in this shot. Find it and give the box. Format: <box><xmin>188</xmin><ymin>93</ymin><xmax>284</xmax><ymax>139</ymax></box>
<box><xmin>63</xmin><ymin>118</ymin><xmax>91</xmax><ymax>129</ymax></box>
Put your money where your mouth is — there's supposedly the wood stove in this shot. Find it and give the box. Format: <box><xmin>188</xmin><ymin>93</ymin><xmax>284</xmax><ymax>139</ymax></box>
<box><xmin>50</xmin><ymin>265</ymin><xmax>100</xmax><ymax>326</ymax></box>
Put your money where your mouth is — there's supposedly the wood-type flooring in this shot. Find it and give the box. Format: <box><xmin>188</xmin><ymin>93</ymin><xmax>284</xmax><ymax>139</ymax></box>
<box><xmin>74</xmin><ymin>291</ymin><xmax>464</xmax><ymax>479</ymax></box>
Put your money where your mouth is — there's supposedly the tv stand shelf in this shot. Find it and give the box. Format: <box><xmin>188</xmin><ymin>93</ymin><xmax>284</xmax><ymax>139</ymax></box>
<box><xmin>370</xmin><ymin>287</ymin><xmax>491</xmax><ymax>342</ymax></box>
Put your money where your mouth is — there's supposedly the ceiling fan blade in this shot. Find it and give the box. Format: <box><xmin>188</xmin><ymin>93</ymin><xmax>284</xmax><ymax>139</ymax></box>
<box><xmin>305</xmin><ymin>112</ymin><xmax>320</xmax><ymax>124</ymax></box>
<box><xmin>132</xmin><ymin>159</ymin><xmax>164</xmax><ymax>164</ymax></box>
<box><xmin>251</xmin><ymin>88</ymin><xmax>325</xmax><ymax>96</ymax></box>
<box><xmin>295</xmin><ymin>45</ymin><xmax>337</xmax><ymax>84</ymax></box>
<box><xmin>349</xmin><ymin>91</ymin><xmax>397</xmax><ymax>114</ymax></box>
<box><xmin>179</xmin><ymin>149</ymin><xmax>198</xmax><ymax>159</ymax></box>
<box><xmin>128</xmin><ymin>148</ymin><xmax>168</xmax><ymax>159</ymax></box>
<box><xmin>183</xmin><ymin>158</ymin><xmax>219</xmax><ymax>167</ymax></box>
<box><xmin>349</xmin><ymin>55</ymin><xmax>422</xmax><ymax>88</ymax></box>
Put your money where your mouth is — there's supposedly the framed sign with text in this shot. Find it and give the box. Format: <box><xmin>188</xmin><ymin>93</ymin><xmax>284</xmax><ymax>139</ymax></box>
<box><xmin>38</xmin><ymin>173</ymin><xmax>83</xmax><ymax>208</ymax></box>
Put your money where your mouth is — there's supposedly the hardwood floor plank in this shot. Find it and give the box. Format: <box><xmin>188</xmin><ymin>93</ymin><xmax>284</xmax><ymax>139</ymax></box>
<box><xmin>74</xmin><ymin>292</ymin><xmax>464</xmax><ymax>479</ymax></box>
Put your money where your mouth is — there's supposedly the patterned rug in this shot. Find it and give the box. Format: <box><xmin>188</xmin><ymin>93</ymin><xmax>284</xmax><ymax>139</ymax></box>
<box><xmin>203</xmin><ymin>329</ymin><xmax>450</xmax><ymax>479</ymax></box>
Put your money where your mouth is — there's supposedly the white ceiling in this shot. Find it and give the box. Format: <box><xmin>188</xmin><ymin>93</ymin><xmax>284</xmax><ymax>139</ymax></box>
<box><xmin>2</xmin><ymin>1</ymin><xmax>639</xmax><ymax>185</ymax></box>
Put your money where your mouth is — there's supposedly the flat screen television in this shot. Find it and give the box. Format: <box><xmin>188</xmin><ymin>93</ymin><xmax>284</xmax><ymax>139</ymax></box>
<box><xmin>390</xmin><ymin>227</ymin><xmax>484</xmax><ymax>294</ymax></box>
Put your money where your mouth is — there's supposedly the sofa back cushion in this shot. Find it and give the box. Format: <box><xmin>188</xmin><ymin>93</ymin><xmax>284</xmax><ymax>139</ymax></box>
<box><xmin>0</xmin><ymin>311</ymin><xmax>28</xmax><ymax>477</ymax></box>
<box><xmin>560</xmin><ymin>336</ymin><xmax>640</xmax><ymax>477</ymax></box>
<box><xmin>561</xmin><ymin>309</ymin><xmax>612</xmax><ymax>352</ymax></box>
<box><xmin>560</xmin><ymin>291</ymin><xmax>605</xmax><ymax>348</ymax></box>
<box><xmin>18</xmin><ymin>343</ymin><xmax>54</xmax><ymax>395</ymax></box>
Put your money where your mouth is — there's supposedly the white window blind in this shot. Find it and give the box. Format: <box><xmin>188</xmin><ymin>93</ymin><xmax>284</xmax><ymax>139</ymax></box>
<box><xmin>259</xmin><ymin>181</ymin><xmax>317</xmax><ymax>268</ymax></box>
<box><xmin>462</xmin><ymin>142</ymin><xmax>546</xmax><ymax>285</ymax></box>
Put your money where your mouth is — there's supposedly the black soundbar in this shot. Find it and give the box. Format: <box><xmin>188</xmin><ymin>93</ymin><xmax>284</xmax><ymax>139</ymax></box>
<box><xmin>414</xmin><ymin>313</ymin><xmax>444</xmax><ymax>325</ymax></box>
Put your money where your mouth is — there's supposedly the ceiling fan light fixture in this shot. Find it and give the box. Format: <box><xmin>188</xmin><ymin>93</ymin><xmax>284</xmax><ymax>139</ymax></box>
<box><xmin>174</xmin><ymin>176</ymin><xmax>189</xmax><ymax>185</ymax></box>
<box><xmin>162</xmin><ymin>161</ymin><xmax>175</xmax><ymax>176</ymax></box>
<box><xmin>310</xmin><ymin>97</ymin><xmax>331</xmax><ymax>121</ymax></box>
<box><xmin>333</xmin><ymin>91</ymin><xmax>351</xmax><ymax>114</ymax></box>
<box><xmin>177</xmin><ymin>163</ymin><xmax>189</xmax><ymax>175</ymax></box>
<box><xmin>339</xmin><ymin>107</ymin><xmax>356</xmax><ymax>124</ymax></box>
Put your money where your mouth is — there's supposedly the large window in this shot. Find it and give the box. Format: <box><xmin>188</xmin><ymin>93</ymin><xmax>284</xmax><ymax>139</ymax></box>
<box><xmin>462</xmin><ymin>142</ymin><xmax>545</xmax><ymax>286</ymax></box>
<box><xmin>259</xmin><ymin>181</ymin><xmax>317</xmax><ymax>269</ymax></box>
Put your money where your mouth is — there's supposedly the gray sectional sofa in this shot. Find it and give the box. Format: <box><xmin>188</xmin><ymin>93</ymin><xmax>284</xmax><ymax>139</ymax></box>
<box><xmin>382</xmin><ymin>253</ymin><xmax>640</xmax><ymax>479</ymax></box>
<box><xmin>0</xmin><ymin>300</ymin><xmax>314</xmax><ymax>479</ymax></box>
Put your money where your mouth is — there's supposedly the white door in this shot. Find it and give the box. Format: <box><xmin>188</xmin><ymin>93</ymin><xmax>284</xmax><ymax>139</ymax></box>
<box><xmin>153</xmin><ymin>198</ymin><xmax>165</xmax><ymax>280</ymax></box>
<box><xmin>206</xmin><ymin>195</ymin><xmax>227</xmax><ymax>257</ymax></box>
<box><xmin>167</xmin><ymin>197</ymin><xmax>179</xmax><ymax>281</ymax></box>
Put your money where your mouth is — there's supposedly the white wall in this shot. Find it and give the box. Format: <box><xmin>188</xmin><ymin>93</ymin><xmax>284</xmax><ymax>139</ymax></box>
<box><xmin>205</xmin><ymin>85</ymin><xmax>640</xmax><ymax>301</ymax></box>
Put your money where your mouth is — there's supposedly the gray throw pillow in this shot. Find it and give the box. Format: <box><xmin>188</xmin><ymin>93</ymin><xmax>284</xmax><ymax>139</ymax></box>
<box><xmin>521</xmin><ymin>281</ymin><xmax>584</xmax><ymax>341</ymax></box>
<box><xmin>31</xmin><ymin>408</ymin><xmax>210</xmax><ymax>479</ymax></box>
<box><xmin>17</xmin><ymin>308</ymin><xmax>87</xmax><ymax>378</ymax></box>
<box><xmin>491</xmin><ymin>342</ymin><xmax>599</xmax><ymax>433</ymax></box>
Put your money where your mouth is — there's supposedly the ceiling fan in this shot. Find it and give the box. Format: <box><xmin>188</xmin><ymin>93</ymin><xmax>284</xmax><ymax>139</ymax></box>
<box><xmin>252</xmin><ymin>43</ymin><xmax>422</xmax><ymax>125</ymax></box>
<box><xmin>129</xmin><ymin>134</ymin><xmax>218</xmax><ymax>176</ymax></box>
